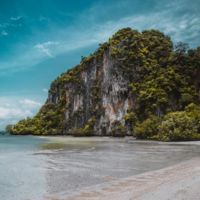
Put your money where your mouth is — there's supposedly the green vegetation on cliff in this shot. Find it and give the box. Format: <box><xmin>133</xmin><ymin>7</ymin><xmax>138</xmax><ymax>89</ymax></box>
<box><xmin>135</xmin><ymin>103</ymin><xmax>200</xmax><ymax>141</ymax></box>
<box><xmin>9</xmin><ymin>103</ymin><xmax>65</xmax><ymax>135</ymax></box>
<box><xmin>8</xmin><ymin>28</ymin><xmax>200</xmax><ymax>141</ymax></box>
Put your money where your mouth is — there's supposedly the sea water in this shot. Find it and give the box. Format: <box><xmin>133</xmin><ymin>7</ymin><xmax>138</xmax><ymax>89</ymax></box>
<box><xmin>0</xmin><ymin>135</ymin><xmax>200</xmax><ymax>200</ymax></box>
<box><xmin>0</xmin><ymin>135</ymin><xmax>48</xmax><ymax>200</ymax></box>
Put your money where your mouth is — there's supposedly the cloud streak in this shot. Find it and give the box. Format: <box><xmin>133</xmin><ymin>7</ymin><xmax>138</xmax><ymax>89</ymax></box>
<box><xmin>10</xmin><ymin>16</ymin><xmax>23</xmax><ymax>21</ymax></box>
<box><xmin>0</xmin><ymin>97</ymin><xmax>42</xmax><ymax>130</ymax></box>
<box><xmin>34</xmin><ymin>41</ymin><xmax>58</xmax><ymax>58</ymax></box>
<box><xmin>1</xmin><ymin>30</ymin><xmax>8</xmax><ymax>36</ymax></box>
<box><xmin>19</xmin><ymin>99</ymin><xmax>41</xmax><ymax>108</ymax></box>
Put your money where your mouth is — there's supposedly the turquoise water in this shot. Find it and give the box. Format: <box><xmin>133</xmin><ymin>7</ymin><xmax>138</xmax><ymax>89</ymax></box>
<box><xmin>0</xmin><ymin>135</ymin><xmax>48</xmax><ymax>200</ymax></box>
<box><xmin>0</xmin><ymin>135</ymin><xmax>200</xmax><ymax>200</ymax></box>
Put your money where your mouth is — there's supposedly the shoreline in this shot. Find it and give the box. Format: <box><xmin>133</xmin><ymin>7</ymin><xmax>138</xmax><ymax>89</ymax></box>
<box><xmin>5</xmin><ymin>134</ymin><xmax>200</xmax><ymax>145</ymax></box>
<box><xmin>59</xmin><ymin>158</ymin><xmax>200</xmax><ymax>200</ymax></box>
<box><xmin>41</xmin><ymin>136</ymin><xmax>200</xmax><ymax>148</ymax></box>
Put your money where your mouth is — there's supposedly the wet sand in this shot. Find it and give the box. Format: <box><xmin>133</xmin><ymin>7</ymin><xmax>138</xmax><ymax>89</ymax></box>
<box><xmin>1</xmin><ymin>135</ymin><xmax>200</xmax><ymax>200</ymax></box>
<box><xmin>64</xmin><ymin>158</ymin><xmax>200</xmax><ymax>200</ymax></box>
<box><xmin>43</xmin><ymin>138</ymin><xmax>200</xmax><ymax>200</ymax></box>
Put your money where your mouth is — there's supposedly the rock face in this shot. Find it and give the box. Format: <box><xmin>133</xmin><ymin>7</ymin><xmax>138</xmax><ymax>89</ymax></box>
<box><xmin>10</xmin><ymin>28</ymin><xmax>200</xmax><ymax>137</ymax></box>
<box><xmin>47</xmin><ymin>46</ymin><xmax>134</xmax><ymax>135</ymax></box>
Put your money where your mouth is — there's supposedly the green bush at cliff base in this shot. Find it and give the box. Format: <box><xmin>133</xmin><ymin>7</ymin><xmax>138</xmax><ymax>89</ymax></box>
<box><xmin>134</xmin><ymin>115</ymin><xmax>160</xmax><ymax>139</ymax></box>
<box><xmin>135</xmin><ymin>104</ymin><xmax>200</xmax><ymax>141</ymax></box>
<box><xmin>110</xmin><ymin>121</ymin><xmax>126</xmax><ymax>137</ymax></box>
<box><xmin>73</xmin><ymin>117</ymin><xmax>96</xmax><ymax>137</ymax></box>
<box><xmin>157</xmin><ymin>103</ymin><xmax>200</xmax><ymax>141</ymax></box>
<box><xmin>157</xmin><ymin>111</ymin><xmax>200</xmax><ymax>141</ymax></box>
<box><xmin>124</xmin><ymin>111</ymin><xmax>138</xmax><ymax>134</ymax></box>
<box><xmin>9</xmin><ymin>103</ymin><xmax>64</xmax><ymax>135</ymax></box>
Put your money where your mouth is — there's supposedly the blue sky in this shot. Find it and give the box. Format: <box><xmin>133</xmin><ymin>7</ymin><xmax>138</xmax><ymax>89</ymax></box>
<box><xmin>0</xmin><ymin>0</ymin><xmax>200</xmax><ymax>130</ymax></box>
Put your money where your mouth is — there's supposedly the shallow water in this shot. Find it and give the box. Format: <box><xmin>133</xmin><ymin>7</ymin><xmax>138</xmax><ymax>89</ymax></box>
<box><xmin>0</xmin><ymin>135</ymin><xmax>200</xmax><ymax>200</ymax></box>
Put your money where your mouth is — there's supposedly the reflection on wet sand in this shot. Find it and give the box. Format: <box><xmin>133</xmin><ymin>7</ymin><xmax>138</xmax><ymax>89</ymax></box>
<box><xmin>42</xmin><ymin>137</ymin><xmax>200</xmax><ymax>199</ymax></box>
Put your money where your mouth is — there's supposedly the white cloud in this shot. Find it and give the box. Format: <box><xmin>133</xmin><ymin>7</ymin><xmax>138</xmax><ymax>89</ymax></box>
<box><xmin>34</xmin><ymin>41</ymin><xmax>59</xmax><ymax>58</ymax></box>
<box><xmin>0</xmin><ymin>23</ymin><xmax>10</xmax><ymax>28</ymax></box>
<box><xmin>1</xmin><ymin>30</ymin><xmax>8</xmax><ymax>36</ymax></box>
<box><xmin>42</xmin><ymin>88</ymin><xmax>48</xmax><ymax>93</ymax></box>
<box><xmin>19</xmin><ymin>99</ymin><xmax>41</xmax><ymax>108</ymax></box>
<box><xmin>0</xmin><ymin>21</ymin><xmax>22</xmax><ymax>29</ymax></box>
<box><xmin>39</xmin><ymin>16</ymin><xmax>49</xmax><ymax>22</ymax></box>
<box><xmin>10</xmin><ymin>16</ymin><xmax>23</xmax><ymax>21</ymax></box>
<box><xmin>0</xmin><ymin>37</ymin><xmax>97</xmax><ymax>74</ymax></box>
<box><xmin>0</xmin><ymin>97</ymin><xmax>42</xmax><ymax>130</ymax></box>
<box><xmin>35</xmin><ymin>44</ymin><xmax>53</xmax><ymax>57</ymax></box>
<box><xmin>0</xmin><ymin>107</ymin><xmax>32</xmax><ymax>120</ymax></box>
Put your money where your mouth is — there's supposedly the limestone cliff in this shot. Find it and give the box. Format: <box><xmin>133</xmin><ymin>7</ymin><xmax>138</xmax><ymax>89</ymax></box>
<box><xmin>47</xmin><ymin>44</ymin><xmax>135</xmax><ymax>135</ymax></box>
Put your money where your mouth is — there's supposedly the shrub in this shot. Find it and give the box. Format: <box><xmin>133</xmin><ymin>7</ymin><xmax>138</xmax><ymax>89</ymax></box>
<box><xmin>135</xmin><ymin>115</ymin><xmax>160</xmax><ymax>139</ymax></box>
<box><xmin>73</xmin><ymin>117</ymin><xmax>96</xmax><ymax>137</ymax></box>
<box><xmin>110</xmin><ymin>121</ymin><xmax>126</xmax><ymax>137</ymax></box>
<box><xmin>124</xmin><ymin>111</ymin><xmax>137</xmax><ymax>125</ymax></box>
<box><xmin>185</xmin><ymin>103</ymin><xmax>200</xmax><ymax>132</ymax></box>
<box><xmin>158</xmin><ymin>111</ymin><xmax>200</xmax><ymax>141</ymax></box>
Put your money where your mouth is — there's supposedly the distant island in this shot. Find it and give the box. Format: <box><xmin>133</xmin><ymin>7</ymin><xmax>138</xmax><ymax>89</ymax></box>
<box><xmin>7</xmin><ymin>28</ymin><xmax>200</xmax><ymax>141</ymax></box>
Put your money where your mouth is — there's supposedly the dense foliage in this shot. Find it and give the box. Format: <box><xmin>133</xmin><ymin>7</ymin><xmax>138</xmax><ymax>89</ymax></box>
<box><xmin>8</xmin><ymin>28</ymin><xmax>200</xmax><ymax>141</ymax></box>
<box><xmin>135</xmin><ymin>104</ymin><xmax>200</xmax><ymax>141</ymax></box>
<box><xmin>10</xmin><ymin>103</ymin><xmax>65</xmax><ymax>135</ymax></box>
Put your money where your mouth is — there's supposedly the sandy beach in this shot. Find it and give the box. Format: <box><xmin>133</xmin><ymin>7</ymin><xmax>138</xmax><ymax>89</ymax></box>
<box><xmin>1</xmin><ymin>135</ymin><xmax>200</xmax><ymax>200</ymax></box>
<box><xmin>63</xmin><ymin>158</ymin><xmax>200</xmax><ymax>200</ymax></box>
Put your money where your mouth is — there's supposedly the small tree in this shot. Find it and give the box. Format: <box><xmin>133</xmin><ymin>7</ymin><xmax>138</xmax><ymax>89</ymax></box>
<box><xmin>158</xmin><ymin>111</ymin><xmax>200</xmax><ymax>141</ymax></box>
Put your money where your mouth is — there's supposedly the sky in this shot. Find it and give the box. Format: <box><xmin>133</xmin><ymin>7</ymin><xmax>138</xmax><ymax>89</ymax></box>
<box><xmin>0</xmin><ymin>0</ymin><xmax>200</xmax><ymax>130</ymax></box>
